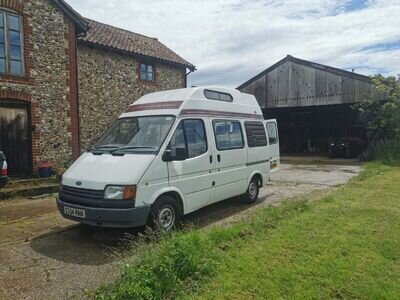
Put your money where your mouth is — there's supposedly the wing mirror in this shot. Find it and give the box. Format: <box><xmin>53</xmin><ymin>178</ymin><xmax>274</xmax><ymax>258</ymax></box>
<box><xmin>163</xmin><ymin>147</ymin><xmax>187</xmax><ymax>162</ymax></box>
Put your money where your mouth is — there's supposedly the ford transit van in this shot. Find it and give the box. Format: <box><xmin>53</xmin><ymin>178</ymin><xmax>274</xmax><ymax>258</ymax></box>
<box><xmin>57</xmin><ymin>87</ymin><xmax>280</xmax><ymax>230</ymax></box>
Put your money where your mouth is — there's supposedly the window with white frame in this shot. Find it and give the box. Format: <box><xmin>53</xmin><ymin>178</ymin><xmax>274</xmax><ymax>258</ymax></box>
<box><xmin>0</xmin><ymin>10</ymin><xmax>23</xmax><ymax>75</ymax></box>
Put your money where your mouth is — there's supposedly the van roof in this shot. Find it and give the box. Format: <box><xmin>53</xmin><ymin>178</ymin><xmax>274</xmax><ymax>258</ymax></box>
<box><xmin>120</xmin><ymin>87</ymin><xmax>264</xmax><ymax>120</ymax></box>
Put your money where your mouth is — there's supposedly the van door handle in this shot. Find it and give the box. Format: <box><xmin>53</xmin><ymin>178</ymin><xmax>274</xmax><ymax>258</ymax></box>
<box><xmin>217</xmin><ymin>154</ymin><xmax>221</xmax><ymax>162</ymax></box>
<box><xmin>209</xmin><ymin>155</ymin><xmax>213</xmax><ymax>164</ymax></box>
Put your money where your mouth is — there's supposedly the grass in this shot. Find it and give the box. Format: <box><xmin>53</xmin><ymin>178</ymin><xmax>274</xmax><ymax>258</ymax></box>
<box><xmin>95</xmin><ymin>163</ymin><xmax>400</xmax><ymax>299</ymax></box>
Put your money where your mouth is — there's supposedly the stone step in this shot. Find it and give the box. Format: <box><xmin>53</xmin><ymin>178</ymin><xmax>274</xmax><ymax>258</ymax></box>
<box><xmin>6</xmin><ymin>176</ymin><xmax>59</xmax><ymax>188</ymax></box>
<box><xmin>0</xmin><ymin>183</ymin><xmax>59</xmax><ymax>200</ymax></box>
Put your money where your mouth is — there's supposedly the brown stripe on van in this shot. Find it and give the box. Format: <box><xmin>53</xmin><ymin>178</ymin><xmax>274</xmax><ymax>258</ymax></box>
<box><xmin>125</xmin><ymin>101</ymin><xmax>184</xmax><ymax>112</ymax></box>
<box><xmin>180</xmin><ymin>109</ymin><xmax>264</xmax><ymax>120</ymax></box>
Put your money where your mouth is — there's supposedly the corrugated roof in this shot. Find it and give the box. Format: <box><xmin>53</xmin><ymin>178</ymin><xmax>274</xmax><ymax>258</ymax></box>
<box><xmin>79</xmin><ymin>19</ymin><xmax>195</xmax><ymax>70</ymax></box>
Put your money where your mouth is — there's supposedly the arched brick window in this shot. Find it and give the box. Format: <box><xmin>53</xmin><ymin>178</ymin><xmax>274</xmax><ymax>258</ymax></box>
<box><xmin>0</xmin><ymin>8</ymin><xmax>24</xmax><ymax>75</ymax></box>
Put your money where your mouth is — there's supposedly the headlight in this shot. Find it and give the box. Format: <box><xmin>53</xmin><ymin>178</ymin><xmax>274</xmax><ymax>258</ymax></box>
<box><xmin>104</xmin><ymin>185</ymin><xmax>136</xmax><ymax>200</ymax></box>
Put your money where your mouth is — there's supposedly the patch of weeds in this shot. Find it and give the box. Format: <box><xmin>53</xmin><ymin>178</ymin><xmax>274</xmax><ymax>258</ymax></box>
<box><xmin>95</xmin><ymin>230</ymin><xmax>216</xmax><ymax>300</ymax></box>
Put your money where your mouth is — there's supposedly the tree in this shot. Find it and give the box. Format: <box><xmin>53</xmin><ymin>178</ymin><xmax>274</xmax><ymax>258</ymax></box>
<box><xmin>358</xmin><ymin>75</ymin><xmax>400</xmax><ymax>141</ymax></box>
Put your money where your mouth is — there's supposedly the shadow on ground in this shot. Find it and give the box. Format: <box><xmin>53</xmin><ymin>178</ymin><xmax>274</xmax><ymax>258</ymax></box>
<box><xmin>29</xmin><ymin>194</ymin><xmax>272</xmax><ymax>266</ymax></box>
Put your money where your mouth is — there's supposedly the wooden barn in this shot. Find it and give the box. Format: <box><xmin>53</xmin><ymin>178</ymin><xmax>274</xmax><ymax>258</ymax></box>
<box><xmin>238</xmin><ymin>55</ymin><xmax>373</xmax><ymax>154</ymax></box>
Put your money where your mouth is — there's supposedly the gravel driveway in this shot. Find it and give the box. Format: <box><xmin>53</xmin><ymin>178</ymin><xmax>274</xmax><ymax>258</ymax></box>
<box><xmin>0</xmin><ymin>163</ymin><xmax>361</xmax><ymax>299</ymax></box>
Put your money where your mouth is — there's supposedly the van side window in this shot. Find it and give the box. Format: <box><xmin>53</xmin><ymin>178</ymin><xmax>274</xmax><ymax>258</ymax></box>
<box><xmin>169</xmin><ymin>122</ymin><xmax>186</xmax><ymax>157</ymax></box>
<box><xmin>204</xmin><ymin>90</ymin><xmax>233</xmax><ymax>102</ymax></box>
<box><xmin>168</xmin><ymin>119</ymin><xmax>207</xmax><ymax>159</ymax></box>
<box><xmin>213</xmin><ymin>120</ymin><xmax>244</xmax><ymax>150</ymax></box>
<box><xmin>245</xmin><ymin>121</ymin><xmax>268</xmax><ymax>147</ymax></box>
<box><xmin>184</xmin><ymin>120</ymin><xmax>207</xmax><ymax>158</ymax></box>
<box><xmin>266</xmin><ymin>122</ymin><xmax>278</xmax><ymax>144</ymax></box>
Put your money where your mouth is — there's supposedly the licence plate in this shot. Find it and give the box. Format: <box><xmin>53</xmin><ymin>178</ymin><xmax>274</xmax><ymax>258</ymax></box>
<box><xmin>64</xmin><ymin>207</ymin><xmax>86</xmax><ymax>219</ymax></box>
<box><xmin>270</xmin><ymin>161</ymin><xmax>278</xmax><ymax>169</ymax></box>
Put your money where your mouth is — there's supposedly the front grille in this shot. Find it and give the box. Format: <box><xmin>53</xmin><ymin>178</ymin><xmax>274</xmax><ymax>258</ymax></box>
<box><xmin>59</xmin><ymin>185</ymin><xmax>134</xmax><ymax>209</ymax></box>
<box><xmin>59</xmin><ymin>185</ymin><xmax>104</xmax><ymax>208</ymax></box>
<box><xmin>61</xmin><ymin>185</ymin><xmax>103</xmax><ymax>200</ymax></box>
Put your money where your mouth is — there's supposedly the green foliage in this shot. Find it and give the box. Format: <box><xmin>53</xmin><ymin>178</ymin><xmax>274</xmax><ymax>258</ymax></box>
<box><xmin>357</xmin><ymin>75</ymin><xmax>400</xmax><ymax>162</ymax></box>
<box><xmin>367</xmin><ymin>138</ymin><xmax>400</xmax><ymax>165</ymax></box>
<box><xmin>95</xmin><ymin>231</ymin><xmax>217</xmax><ymax>300</ymax></box>
<box><xmin>358</xmin><ymin>75</ymin><xmax>400</xmax><ymax>140</ymax></box>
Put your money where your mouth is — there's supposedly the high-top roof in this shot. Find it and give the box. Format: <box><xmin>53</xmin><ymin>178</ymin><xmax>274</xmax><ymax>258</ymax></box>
<box><xmin>79</xmin><ymin>19</ymin><xmax>195</xmax><ymax>71</ymax></box>
<box><xmin>121</xmin><ymin>87</ymin><xmax>264</xmax><ymax>120</ymax></box>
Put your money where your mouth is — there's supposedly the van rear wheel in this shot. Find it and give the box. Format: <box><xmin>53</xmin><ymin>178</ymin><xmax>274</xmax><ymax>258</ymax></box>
<box><xmin>150</xmin><ymin>195</ymin><xmax>180</xmax><ymax>231</ymax></box>
<box><xmin>242</xmin><ymin>176</ymin><xmax>260</xmax><ymax>204</ymax></box>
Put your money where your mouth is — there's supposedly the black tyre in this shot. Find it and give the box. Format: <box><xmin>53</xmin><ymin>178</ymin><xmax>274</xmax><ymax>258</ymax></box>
<box><xmin>242</xmin><ymin>176</ymin><xmax>260</xmax><ymax>204</ymax></box>
<box><xmin>150</xmin><ymin>195</ymin><xmax>181</xmax><ymax>231</ymax></box>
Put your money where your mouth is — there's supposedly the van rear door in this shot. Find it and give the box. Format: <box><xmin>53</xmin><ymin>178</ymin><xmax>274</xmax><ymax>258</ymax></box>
<box><xmin>265</xmin><ymin>119</ymin><xmax>280</xmax><ymax>173</ymax></box>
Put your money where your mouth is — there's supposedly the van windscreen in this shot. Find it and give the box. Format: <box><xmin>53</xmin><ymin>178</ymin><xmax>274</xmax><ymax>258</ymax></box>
<box><xmin>91</xmin><ymin>116</ymin><xmax>175</xmax><ymax>154</ymax></box>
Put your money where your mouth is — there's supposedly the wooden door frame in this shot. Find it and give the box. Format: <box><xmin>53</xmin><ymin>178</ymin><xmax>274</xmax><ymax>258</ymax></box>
<box><xmin>0</xmin><ymin>99</ymin><xmax>33</xmax><ymax>176</ymax></box>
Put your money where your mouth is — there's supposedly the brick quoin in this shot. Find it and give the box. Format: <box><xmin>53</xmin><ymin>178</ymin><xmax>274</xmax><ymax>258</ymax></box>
<box><xmin>0</xmin><ymin>0</ymin><xmax>23</xmax><ymax>13</ymax></box>
<box><xmin>64</xmin><ymin>16</ymin><xmax>80</xmax><ymax>160</ymax></box>
<box><xmin>0</xmin><ymin>91</ymin><xmax>39</xmax><ymax>172</ymax></box>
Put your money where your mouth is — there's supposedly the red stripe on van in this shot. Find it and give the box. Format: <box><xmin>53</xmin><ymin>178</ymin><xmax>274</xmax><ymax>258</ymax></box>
<box><xmin>125</xmin><ymin>101</ymin><xmax>183</xmax><ymax>113</ymax></box>
<box><xmin>180</xmin><ymin>109</ymin><xmax>264</xmax><ymax>120</ymax></box>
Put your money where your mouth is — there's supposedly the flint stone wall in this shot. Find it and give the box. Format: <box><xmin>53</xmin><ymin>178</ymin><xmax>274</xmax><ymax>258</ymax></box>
<box><xmin>77</xmin><ymin>44</ymin><xmax>186</xmax><ymax>150</ymax></box>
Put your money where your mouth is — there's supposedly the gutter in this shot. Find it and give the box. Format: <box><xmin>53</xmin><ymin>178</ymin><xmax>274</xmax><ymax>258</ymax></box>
<box><xmin>185</xmin><ymin>69</ymin><xmax>195</xmax><ymax>88</ymax></box>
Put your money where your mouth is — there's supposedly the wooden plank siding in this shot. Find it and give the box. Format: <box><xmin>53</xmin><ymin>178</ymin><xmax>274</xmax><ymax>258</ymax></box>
<box><xmin>239</xmin><ymin>56</ymin><xmax>373</xmax><ymax>109</ymax></box>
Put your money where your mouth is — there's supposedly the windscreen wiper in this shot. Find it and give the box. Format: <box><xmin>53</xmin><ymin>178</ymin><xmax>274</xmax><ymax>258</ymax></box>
<box><xmin>88</xmin><ymin>144</ymin><xmax>121</xmax><ymax>153</ymax></box>
<box><xmin>109</xmin><ymin>146</ymin><xmax>157</xmax><ymax>154</ymax></box>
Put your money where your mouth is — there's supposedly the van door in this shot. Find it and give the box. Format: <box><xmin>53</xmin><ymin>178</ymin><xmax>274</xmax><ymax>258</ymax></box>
<box><xmin>166</xmin><ymin>118</ymin><xmax>215</xmax><ymax>213</ymax></box>
<box><xmin>211</xmin><ymin>119</ymin><xmax>247</xmax><ymax>202</ymax></box>
<box><xmin>265</xmin><ymin>119</ymin><xmax>280</xmax><ymax>173</ymax></box>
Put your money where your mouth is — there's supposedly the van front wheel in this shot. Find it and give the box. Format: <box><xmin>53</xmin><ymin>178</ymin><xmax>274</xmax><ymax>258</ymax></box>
<box><xmin>242</xmin><ymin>177</ymin><xmax>260</xmax><ymax>204</ymax></box>
<box><xmin>150</xmin><ymin>195</ymin><xmax>180</xmax><ymax>231</ymax></box>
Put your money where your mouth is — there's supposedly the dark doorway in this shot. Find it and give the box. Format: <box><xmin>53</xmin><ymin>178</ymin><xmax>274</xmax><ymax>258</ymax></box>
<box><xmin>0</xmin><ymin>101</ymin><xmax>32</xmax><ymax>176</ymax></box>
<box><xmin>263</xmin><ymin>104</ymin><xmax>366</xmax><ymax>154</ymax></box>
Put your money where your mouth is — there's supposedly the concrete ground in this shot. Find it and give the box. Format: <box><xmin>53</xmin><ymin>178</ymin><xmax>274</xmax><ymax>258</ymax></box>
<box><xmin>0</xmin><ymin>163</ymin><xmax>361</xmax><ymax>299</ymax></box>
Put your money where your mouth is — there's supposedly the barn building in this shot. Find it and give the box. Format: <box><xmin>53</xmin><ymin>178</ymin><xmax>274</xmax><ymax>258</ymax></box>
<box><xmin>238</xmin><ymin>55</ymin><xmax>373</xmax><ymax>154</ymax></box>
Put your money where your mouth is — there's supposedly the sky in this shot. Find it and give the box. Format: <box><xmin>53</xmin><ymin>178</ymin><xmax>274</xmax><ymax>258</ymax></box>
<box><xmin>66</xmin><ymin>0</ymin><xmax>400</xmax><ymax>88</ymax></box>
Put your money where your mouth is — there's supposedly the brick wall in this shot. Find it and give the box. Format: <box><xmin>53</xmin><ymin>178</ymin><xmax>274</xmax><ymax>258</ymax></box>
<box><xmin>64</xmin><ymin>16</ymin><xmax>79</xmax><ymax>160</ymax></box>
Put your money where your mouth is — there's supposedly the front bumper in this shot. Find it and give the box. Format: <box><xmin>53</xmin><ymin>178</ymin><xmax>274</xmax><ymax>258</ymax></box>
<box><xmin>57</xmin><ymin>198</ymin><xmax>151</xmax><ymax>228</ymax></box>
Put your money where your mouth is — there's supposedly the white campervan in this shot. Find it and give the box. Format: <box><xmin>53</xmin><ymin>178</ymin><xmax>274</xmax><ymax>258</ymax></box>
<box><xmin>57</xmin><ymin>87</ymin><xmax>280</xmax><ymax>230</ymax></box>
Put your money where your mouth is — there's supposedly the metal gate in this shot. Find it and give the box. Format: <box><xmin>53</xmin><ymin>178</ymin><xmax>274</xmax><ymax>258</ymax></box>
<box><xmin>0</xmin><ymin>101</ymin><xmax>32</xmax><ymax>176</ymax></box>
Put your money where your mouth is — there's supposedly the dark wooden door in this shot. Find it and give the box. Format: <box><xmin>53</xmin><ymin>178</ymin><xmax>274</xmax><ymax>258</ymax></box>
<box><xmin>0</xmin><ymin>101</ymin><xmax>32</xmax><ymax>176</ymax></box>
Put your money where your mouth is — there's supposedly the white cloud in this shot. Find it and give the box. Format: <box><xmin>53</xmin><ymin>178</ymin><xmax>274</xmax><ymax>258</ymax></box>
<box><xmin>66</xmin><ymin>0</ymin><xmax>400</xmax><ymax>87</ymax></box>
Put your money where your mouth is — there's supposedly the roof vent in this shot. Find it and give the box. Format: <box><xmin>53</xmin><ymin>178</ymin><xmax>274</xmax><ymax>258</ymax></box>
<box><xmin>204</xmin><ymin>89</ymin><xmax>233</xmax><ymax>102</ymax></box>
